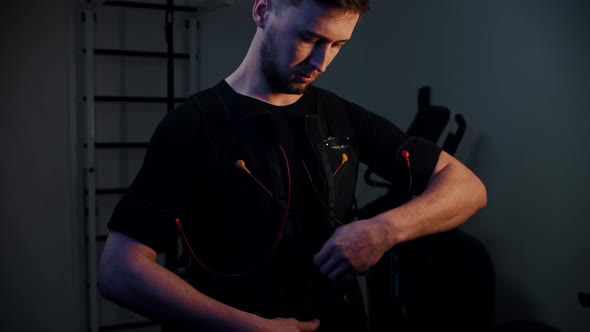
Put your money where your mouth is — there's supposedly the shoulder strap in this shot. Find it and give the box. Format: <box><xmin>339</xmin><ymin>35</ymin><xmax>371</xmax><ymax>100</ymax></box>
<box><xmin>190</xmin><ymin>84</ymin><xmax>235</xmax><ymax>147</ymax></box>
<box><xmin>313</xmin><ymin>87</ymin><xmax>360</xmax><ymax>214</ymax></box>
<box><xmin>314</xmin><ymin>87</ymin><xmax>355</xmax><ymax>139</ymax></box>
<box><xmin>193</xmin><ymin>84</ymin><xmax>356</xmax><ymax>146</ymax></box>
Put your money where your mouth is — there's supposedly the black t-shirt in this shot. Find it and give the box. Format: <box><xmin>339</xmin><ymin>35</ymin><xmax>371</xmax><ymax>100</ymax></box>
<box><xmin>221</xmin><ymin>80</ymin><xmax>324</xmax><ymax>257</ymax></box>
<box><xmin>107</xmin><ymin>80</ymin><xmax>441</xmax><ymax>331</ymax></box>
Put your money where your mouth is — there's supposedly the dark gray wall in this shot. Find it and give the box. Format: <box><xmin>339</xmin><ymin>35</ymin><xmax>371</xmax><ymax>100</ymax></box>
<box><xmin>0</xmin><ymin>0</ymin><xmax>85</xmax><ymax>331</ymax></box>
<box><xmin>348</xmin><ymin>2</ymin><xmax>590</xmax><ymax>331</ymax></box>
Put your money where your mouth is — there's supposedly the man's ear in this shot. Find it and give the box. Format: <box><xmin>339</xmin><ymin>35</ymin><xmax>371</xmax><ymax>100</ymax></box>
<box><xmin>253</xmin><ymin>0</ymin><xmax>271</xmax><ymax>28</ymax></box>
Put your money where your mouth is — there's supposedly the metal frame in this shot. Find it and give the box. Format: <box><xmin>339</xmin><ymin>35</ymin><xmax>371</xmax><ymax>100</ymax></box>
<box><xmin>83</xmin><ymin>1</ymin><xmax>233</xmax><ymax>331</ymax></box>
<box><xmin>188</xmin><ymin>17</ymin><xmax>198</xmax><ymax>93</ymax></box>
<box><xmin>89</xmin><ymin>96</ymin><xmax>186</xmax><ymax>102</ymax></box>
<box><xmin>102</xmin><ymin>0</ymin><xmax>197</xmax><ymax>12</ymax></box>
<box><xmin>83</xmin><ymin>9</ymin><xmax>99</xmax><ymax>332</ymax></box>
<box><xmin>91</xmin><ymin>48</ymin><xmax>190</xmax><ymax>58</ymax></box>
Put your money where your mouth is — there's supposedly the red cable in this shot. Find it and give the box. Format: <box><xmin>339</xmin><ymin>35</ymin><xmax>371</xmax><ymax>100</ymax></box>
<box><xmin>332</xmin><ymin>153</ymin><xmax>348</xmax><ymax>176</ymax></box>
<box><xmin>175</xmin><ymin>144</ymin><xmax>291</xmax><ymax>277</ymax></box>
<box><xmin>236</xmin><ymin>160</ymin><xmax>274</xmax><ymax>197</ymax></box>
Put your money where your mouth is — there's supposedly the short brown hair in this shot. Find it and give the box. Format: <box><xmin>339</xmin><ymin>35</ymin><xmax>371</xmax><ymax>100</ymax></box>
<box><xmin>273</xmin><ymin>0</ymin><xmax>370</xmax><ymax>16</ymax></box>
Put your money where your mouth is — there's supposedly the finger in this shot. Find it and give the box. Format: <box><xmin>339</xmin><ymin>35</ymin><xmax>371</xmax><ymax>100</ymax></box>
<box><xmin>328</xmin><ymin>263</ymin><xmax>355</xmax><ymax>281</ymax></box>
<box><xmin>342</xmin><ymin>269</ymin><xmax>358</xmax><ymax>281</ymax></box>
<box><xmin>313</xmin><ymin>241</ymin><xmax>333</xmax><ymax>267</ymax></box>
<box><xmin>296</xmin><ymin>318</ymin><xmax>320</xmax><ymax>332</ymax></box>
<box><xmin>319</xmin><ymin>254</ymin><xmax>341</xmax><ymax>276</ymax></box>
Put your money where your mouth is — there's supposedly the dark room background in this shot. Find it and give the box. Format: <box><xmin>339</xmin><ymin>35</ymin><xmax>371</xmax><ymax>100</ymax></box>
<box><xmin>1</xmin><ymin>0</ymin><xmax>589</xmax><ymax>331</ymax></box>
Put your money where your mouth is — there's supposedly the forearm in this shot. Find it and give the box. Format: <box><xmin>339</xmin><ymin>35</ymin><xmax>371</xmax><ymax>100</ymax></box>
<box><xmin>374</xmin><ymin>159</ymin><xmax>487</xmax><ymax>248</ymax></box>
<box><xmin>99</xmin><ymin>252</ymin><xmax>263</xmax><ymax>332</ymax></box>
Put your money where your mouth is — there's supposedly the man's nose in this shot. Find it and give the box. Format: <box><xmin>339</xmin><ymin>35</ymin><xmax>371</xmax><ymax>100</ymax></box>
<box><xmin>308</xmin><ymin>44</ymin><xmax>331</xmax><ymax>73</ymax></box>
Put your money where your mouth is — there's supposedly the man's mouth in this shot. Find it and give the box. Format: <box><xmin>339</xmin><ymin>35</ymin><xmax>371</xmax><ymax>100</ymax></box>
<box><xmin>294</xmin><ymin>71</ymin><xmax>320</xmax><ymax>83</ymax></box>
<box><xmin>295</xmin><ymin>74</ymin><xmax>315</xmax><ymax>83</ymax></box>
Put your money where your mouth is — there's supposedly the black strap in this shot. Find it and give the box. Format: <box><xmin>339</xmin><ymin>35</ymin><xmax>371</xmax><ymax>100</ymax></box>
<box><xmin>191</xmin><ymin>87</ymin><xmax>235</xmax><ymax>147</ymax></box>
<box><xmin>193</xmin><ymin>83</ymin><xmax>355</xmax><ymax>139</ymax></box>
<box><xmin>314</xmin><ymin>87</ymin><xmax>355</xmax><ymax>139</ymax></box>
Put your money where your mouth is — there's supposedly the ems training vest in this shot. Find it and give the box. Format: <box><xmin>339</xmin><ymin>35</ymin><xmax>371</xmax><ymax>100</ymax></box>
<box><xmin>172</xmin><ymin>83</ymin><xmax>363</xmax><ymax>311</ymax></box>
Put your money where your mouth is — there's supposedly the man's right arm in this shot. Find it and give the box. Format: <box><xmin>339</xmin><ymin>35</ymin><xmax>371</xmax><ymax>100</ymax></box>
<box><xmin>98</xmin><ymin>231</ymin><xmax>320</xmax><ymax>332</ymax></box>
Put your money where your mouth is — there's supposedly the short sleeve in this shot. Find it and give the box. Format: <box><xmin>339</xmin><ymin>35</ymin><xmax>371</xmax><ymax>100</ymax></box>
<box><xmin>346</xmin><ymin>103</ymin><xmax>441</xmax><ymax>195</ymax></box>
<box><xmin>107</xmin><ymin>99</ymin><xmax>203</xmax><ymax>253</ymax></box>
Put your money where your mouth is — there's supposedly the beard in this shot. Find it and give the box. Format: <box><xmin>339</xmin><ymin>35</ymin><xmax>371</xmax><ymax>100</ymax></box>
<box><xmin>260</xmin><ymin>25</ymin><xmax>318</xmax><ymax>95</ymax></box>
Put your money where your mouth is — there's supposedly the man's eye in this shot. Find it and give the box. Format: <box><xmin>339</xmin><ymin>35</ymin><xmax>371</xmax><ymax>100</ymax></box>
<box><xmin>300</xmin><ymin>35</ymin><xmax>318</xmax><ymax>43</ymax></box>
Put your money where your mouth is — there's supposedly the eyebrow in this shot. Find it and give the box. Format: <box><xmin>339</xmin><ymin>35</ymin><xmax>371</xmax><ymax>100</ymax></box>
<box><xmin>303</xmin><ymin>30</ymin><xmax>350</xmax><ymax>44</ymax></box>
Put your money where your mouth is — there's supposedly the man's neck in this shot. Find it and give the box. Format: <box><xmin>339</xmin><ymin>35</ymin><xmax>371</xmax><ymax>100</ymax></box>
<box><xmin>226</xmin><ymin>70</ymin><xmax>303</xmax><ymax>107</ymax></box>
<box><xmin>225</xmin><ymin>30</ymin><xmax>304</xmax><ymax>106</ymax></box>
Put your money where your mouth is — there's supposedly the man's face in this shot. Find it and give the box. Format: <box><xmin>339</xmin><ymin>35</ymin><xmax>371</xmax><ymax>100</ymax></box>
<box><xmin>260</xmin><ymin>2</ymin><xmax>360</xmax><ymax>95</ymax></box>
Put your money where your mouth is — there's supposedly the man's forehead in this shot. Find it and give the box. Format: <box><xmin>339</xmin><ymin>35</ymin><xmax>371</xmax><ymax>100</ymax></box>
<box><xmin>286</xmin><ymin>3</ymin><xmax>359</xmax><ymax>40</ymax></box>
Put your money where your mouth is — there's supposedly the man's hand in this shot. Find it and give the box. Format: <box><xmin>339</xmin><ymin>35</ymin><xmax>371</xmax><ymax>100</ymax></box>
<box><xmin>313</xmin><ymin>218</ymin><xmax>390</xmax><ymax>280</ymax></box>
<box><xmin>260</xmin><ymin>318</ymin><xmax>320</xmax><ymax>332</ymax></box>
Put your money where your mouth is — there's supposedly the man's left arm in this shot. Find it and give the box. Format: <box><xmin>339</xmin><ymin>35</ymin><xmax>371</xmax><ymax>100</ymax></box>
<box><xmin>314</xmin><ymin>151</ymin><xmax>487</xmax><ymax>280</ymax></box>
<box><xmin>378</xmin><ymin>150</ymin><xmax>487</xmax><ymax>246</ymax></box>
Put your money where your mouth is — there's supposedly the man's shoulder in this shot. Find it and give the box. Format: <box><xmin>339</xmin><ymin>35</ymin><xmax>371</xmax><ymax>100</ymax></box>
<box><xmin>312</xmin><ymin>85</ymin><xmax>346</xmax><ymax>102</ymax></box>
<box><xmin>311</xmin><ymin>86</ymin><xmax>362</xmax><ymax>114</ymax></box>
<box><xmin>165</xmin><ymin>97</ymin><xmax>202</xmax><ymax>129</ymax></box>
<box><xmin>172</xmin><ymin>81</ymin><xmax>229</xmax><ymax>123</ymax></box>
<box><xmin>150</xmin><ymin>88</ymin><xmax>223</xmax><ymax>147</ymax></box>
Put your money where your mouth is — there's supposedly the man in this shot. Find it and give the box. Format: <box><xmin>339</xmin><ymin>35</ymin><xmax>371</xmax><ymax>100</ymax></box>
<box><xmin>98</xmin><ymin>0</ymin><xmax>487</xmax><ymax>331</ymax></box>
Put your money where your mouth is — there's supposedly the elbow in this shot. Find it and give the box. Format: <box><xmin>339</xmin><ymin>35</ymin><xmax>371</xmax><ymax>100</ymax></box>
<box><xmin>476</xmin><ymin>177</ymin><xmax>488</xmax><ymax>210</ymax></box>
<box><xmin>98</xmin><ymin>252</ymin><xmax>134</xmax><ymax>302</ymax></box>
<box><xmin>97</xmin><ymin>260</ymin><xmax>119</xmax><ymax>301</ymax></box>
<box><xmin>98</xmin><ymin>232</ymin><xmax>158</xmax><ymax>303</ymax></box>
<box><xmin>480</xmin><ymin>187</ymin><xmax>488</xmax><ymax>209</ymax></box>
